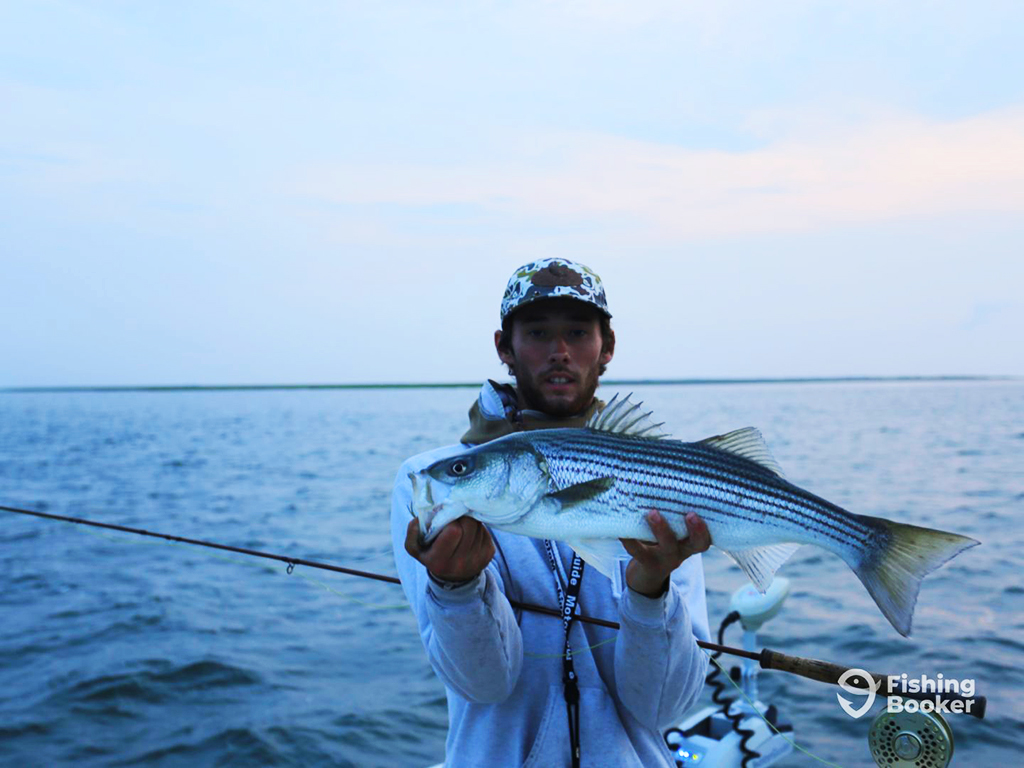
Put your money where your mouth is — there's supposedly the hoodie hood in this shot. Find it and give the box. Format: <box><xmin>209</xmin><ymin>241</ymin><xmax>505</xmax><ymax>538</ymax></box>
<box><xmin>460</xmin><ymin>379</ymin><xmax>604</xmax><ymax>445</ymax></box>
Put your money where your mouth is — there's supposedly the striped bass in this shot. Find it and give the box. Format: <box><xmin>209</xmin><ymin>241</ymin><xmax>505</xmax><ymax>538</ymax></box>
<box><xmin>410</xmin><ymin>395</ymin><xmax>978</xmax><ymax>636</ymax></box>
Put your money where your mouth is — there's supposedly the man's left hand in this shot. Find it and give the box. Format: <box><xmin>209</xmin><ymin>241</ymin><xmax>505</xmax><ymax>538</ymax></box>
<box><xmin>620</xmin><ymin>510</ymin><xmax>711</xmax><ymax>598</ymax></box>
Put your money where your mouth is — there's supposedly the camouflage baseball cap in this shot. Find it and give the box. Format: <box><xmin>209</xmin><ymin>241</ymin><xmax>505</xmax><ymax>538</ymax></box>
<box><xmin>500</xmin><ymin>258</ymin><xmax>611</xmax><ymax>322</ymax></box>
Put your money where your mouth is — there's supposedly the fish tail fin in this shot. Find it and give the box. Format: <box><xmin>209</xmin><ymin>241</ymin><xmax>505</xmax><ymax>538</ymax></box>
<box><xmin>851</xmin><ymin>515</ymin><xmax>978</xmax><ymax>637</ymax></box>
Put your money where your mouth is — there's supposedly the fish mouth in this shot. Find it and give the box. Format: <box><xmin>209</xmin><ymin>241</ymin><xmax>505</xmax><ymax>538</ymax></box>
<box><xmin>410</xmin><ymin>473</ymin><xmax>438</xmax><ymax>534</ymax></box>
<box><xmin>409</xmin><ymin>473</ymin><xmax>466</xmax><ymax>544</ymax></box>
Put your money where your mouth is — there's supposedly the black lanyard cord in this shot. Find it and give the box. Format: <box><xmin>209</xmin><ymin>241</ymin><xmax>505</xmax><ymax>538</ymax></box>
<box><xmin>545</xmin><ymin>541</ymin><xmax>585</xmax><ymax>768</ymax></box>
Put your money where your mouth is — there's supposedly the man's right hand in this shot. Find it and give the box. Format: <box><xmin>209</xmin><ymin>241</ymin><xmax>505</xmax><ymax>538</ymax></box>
<box><xmin>405</xmin><ymin>517</ymin><xmax>496</xmax><ymax>584</ymax></box>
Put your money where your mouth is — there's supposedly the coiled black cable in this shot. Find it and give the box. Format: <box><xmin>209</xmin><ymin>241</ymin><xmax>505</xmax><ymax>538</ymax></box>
<box><xmin>704</xmin><ymin>610</ymin><xmax>760</xmax><ymax>768</ymax></box>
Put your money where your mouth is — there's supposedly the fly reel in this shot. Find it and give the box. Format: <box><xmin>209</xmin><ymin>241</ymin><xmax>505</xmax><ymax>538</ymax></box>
<box><xmin>868</xmin><ymin>708</ymin><xmax>954</xmax><ymax>767</ymax></box>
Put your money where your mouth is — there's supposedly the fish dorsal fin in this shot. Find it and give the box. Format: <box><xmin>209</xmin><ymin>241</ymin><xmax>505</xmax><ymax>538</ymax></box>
<box><xmin>586</xmin><ymin>393</ymin><xmax>669</xmax><ymax>439</ymax></box>
<box><xmin>699</xmin><ymin>427</ymin><xmax>785</xmax><ymax>478</ymax></box>
<box><xmin>723</xmin><ymin>542</ymin><xmax>801</xmax><ymax>593</ymax></box>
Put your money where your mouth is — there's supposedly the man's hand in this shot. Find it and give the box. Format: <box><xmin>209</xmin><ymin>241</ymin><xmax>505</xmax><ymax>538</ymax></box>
<box><xmin>405</xmin><ymin>516</ymin><xmax>496</xmax><ymax>584</ymax></box>
<box><xmin>620</xmin><ymin>510</ymin><xmax>711</xmax><ymax>597</ymax></box>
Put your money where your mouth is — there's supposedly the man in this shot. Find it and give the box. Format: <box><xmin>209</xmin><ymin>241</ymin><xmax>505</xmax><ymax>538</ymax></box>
<box><xmin>390</xmin><ymin>258</ymin><xmax>711</xmax><ymax>767</ymax></box>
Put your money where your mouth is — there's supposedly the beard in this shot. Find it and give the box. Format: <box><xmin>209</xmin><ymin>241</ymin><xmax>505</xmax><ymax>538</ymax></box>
<box><xmin>514</xmin><ymin>362</ymin><xmax>601</xmax><ymax>418</ymax></box>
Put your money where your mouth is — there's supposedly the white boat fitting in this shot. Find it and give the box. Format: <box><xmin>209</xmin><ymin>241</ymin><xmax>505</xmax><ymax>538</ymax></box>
<box><xmin>663</xmin><ymin>578</ymin><xmax>794</xmax><ymax>768</ymax></box>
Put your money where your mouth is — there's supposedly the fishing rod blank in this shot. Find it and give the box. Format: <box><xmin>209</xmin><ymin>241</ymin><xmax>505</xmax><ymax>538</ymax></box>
<box><xmin>0</xmin><ymin>503</ymin><xmax>986</xmax><ymax>719</ymax></box>
<box><xmin>2</xmin><ymin>504</ymin><xmax>400</xmax><ymax>584</ymax></box>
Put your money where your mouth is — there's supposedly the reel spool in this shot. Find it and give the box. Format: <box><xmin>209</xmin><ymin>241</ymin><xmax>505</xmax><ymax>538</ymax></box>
<box><xmin>868</xmin><ymin>709</ymin><xmax>954</xmax><ymax>768</ymax></box>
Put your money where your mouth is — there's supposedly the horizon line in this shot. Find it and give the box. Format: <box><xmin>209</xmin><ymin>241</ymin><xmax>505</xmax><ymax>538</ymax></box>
<box><xmin>1</xmin><ymin>375</ymin><xmax>1017</xmax><ymax>394</ymax></box>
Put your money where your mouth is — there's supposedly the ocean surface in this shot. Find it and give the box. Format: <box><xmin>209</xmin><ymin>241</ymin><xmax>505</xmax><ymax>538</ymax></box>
<box><xmin>1</xmin><ymin>381</ymin><xmax>1021</xmax><ymax>767</ymax></box>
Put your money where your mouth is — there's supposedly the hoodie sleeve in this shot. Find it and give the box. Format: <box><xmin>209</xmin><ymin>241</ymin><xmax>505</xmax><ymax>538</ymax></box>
<box><xmin>391</xmin><ymin>454</ymin><xmax>524</xmax><ymax>704</ymax></box>
<box><xmin>613</xmin><ymin>556</ymin><xmax>711</xmax><ymax>728</ymax></box>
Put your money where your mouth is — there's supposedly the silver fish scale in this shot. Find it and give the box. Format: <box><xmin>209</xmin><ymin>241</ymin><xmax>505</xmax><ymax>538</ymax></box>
<box><xmin>522</xmin><ymin>429</ymin><xmax>875</xmax><ymax>551</ymax></box>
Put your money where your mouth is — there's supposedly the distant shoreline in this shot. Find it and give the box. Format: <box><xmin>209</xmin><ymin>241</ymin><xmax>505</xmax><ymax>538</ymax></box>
<box><xmin>1</xmin><ymin>375</ymin><xmax>1016</xmax><ymax>394</ymax></box>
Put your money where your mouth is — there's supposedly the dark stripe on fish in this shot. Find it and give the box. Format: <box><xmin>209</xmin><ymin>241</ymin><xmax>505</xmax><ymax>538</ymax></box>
<box><xmin>534</xmin><ymin>436</ymin><xmax>870</xmax><ymax>547</ymax></box>
<box><xmin>554</xmin><ymin>434</ymin><xmax>869</xmax><ymax>536</ymax></box>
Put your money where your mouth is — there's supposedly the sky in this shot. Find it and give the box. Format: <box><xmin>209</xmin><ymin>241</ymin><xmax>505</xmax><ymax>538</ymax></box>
<box><xmin>2</xmin><ymin>1</ymin><xmax>1022</xmax><ymax>387</ymax></box>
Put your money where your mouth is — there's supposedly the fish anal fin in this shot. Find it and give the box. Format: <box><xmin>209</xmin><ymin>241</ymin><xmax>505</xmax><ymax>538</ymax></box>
<box><xmin>723</xmin><ymin>542</ymin><xmax>801</xmax><ymax>593</ymax></box>
<box><xmin>700</xmin><ymin>427</ymin><xmax>785</xmax><ymax>478</ymax></box>
<box><xmin>548</xmin><ymin>476</ymin><xmax>614</xmax><ymax>507</ymax></box>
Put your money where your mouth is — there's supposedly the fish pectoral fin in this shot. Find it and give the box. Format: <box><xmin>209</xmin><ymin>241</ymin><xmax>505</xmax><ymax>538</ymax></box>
<box><xmin>698</xmin><ymin>427</ymin><xmax>785</xmax><ymax>478</ymax></box>
<box><xmin>547</xmin><ymin>476</ymin><xmax>615</xmax><ymax>508</ymax></box>
<box><xmin>723</xmin><ymin>542</ymin><xmax>801</xmax><ymax>593</ymax></box>
<box><xmin>566</xmin><ymin>537</ymin><xmax>630</xmax><ymax>580</ymax></box>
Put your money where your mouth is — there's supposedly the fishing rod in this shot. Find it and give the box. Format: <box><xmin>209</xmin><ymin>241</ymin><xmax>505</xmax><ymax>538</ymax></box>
<box><xmin>1</xmin><ymin>503</ymin><xmax>986</xmax><ymax>720</ymax></box>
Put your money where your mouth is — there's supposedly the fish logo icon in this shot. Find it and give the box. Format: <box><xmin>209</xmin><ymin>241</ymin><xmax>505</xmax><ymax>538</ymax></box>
<box><xmin>837</xmin><ymin>668</ymin><xmax>880</xmax><ymax>719</ymax></box>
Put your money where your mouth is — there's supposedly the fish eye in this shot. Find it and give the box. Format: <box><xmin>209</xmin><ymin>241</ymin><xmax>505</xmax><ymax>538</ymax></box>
<box><xmin>447</xmin><ymin>458</ymin><xmax>473</xmax><ymax>477</ymax></box>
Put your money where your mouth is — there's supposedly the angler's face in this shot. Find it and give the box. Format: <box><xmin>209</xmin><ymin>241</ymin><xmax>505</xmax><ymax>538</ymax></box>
<box><xmin>496</xmin><ymin>298</ymin><xmax>613</xmax><ymax>417</ymax></box>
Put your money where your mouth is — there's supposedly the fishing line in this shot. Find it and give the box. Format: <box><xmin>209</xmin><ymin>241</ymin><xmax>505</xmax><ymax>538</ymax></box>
<box><xmin>524</xmin><ymin>636</ymin><xmax>617</xmax><ymax>660</ymax></box>
<box><xmin>703</xmin><ymin>651</ymin><xmax>846</xmax><ymax>768</ymax></box>
<box><xmin>288</xmin><ymin>570</ymin><xmax>411</xmax><ymax>610</ymax></box>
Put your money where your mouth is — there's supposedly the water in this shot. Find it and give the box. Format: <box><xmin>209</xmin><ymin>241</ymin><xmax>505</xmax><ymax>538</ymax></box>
<box><xmin>0</xmin><ymin>381</ymin><xmax>1021</xmax><ymax>767</ymax></box>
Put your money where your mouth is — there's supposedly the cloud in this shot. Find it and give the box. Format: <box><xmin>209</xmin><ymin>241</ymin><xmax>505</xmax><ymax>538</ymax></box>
<box><xmin>291</xmin><ymin>107</ymin><xmax>1024</xmax><ymax>242</ymax></box>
